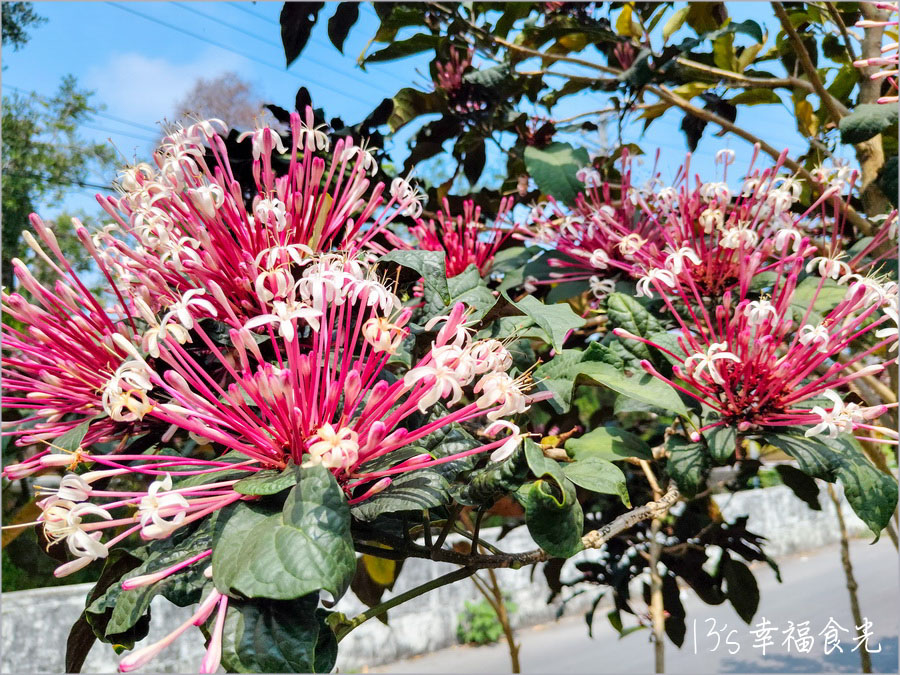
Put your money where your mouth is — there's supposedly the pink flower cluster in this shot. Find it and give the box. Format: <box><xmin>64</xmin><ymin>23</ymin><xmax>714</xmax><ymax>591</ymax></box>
<box><xmin>1</xmin><ymin>112</ymin><xmax>542</xmax><ymax>672</ymax></box>
<box><xmin>854</xmin><ymin>2</ymin><xmax>899</xmax><ymax>104</ymax></box>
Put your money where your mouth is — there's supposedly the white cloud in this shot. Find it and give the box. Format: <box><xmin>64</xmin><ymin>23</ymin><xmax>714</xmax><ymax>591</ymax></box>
<box><xmin>84</xmin><ymin>48</ymin><xmax>248</xmax><ymax>126</ymax></box>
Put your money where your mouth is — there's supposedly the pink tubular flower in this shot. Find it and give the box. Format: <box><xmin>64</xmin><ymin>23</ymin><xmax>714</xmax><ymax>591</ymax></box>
<box><xmin>853</xmin><ymin>2</ymin><xmax>899</xmax><ymax>104</ymax></box>
<box><xmin>380</xmin><ymin>197</ymin><xmax>517</xmax><ymax>277</ymax></box>
<box><xmin>89</xmin><ymin>108</ymin><xmax>416</xmax><ymax>327</ymax></box>
<box><xmin>616</xmin><ymin>250</ymin><xmax>898</xmax><ymax>443</ymax></box>
<box><xmin>521</xmin><ymin>150</ymin><xmax>665</xmax><ymax>301</ymax></box>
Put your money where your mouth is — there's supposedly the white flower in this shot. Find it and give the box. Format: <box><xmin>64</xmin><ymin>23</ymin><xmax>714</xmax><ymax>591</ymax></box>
<box><xmin>102</xmin><ymin>360</ymin><xmax>154</xmax><ymax>422</ymax></box>
<box><xmin>244</xmin><ymin>300</ymin><xmax>322</xmax><ymax>342</ymax></box>
<box><xmin>684</xmin><ymin>342</ymin><xmax>740</xmax><ymax>385</ymax></box>
<box><xmin>576</xmin><ymin>167</ymin><xmax>603</xmax><ymax>186</ymax></box>
<box><xmin>589</xmin><ymin>276</ymin><xmax>616</xmax><ymax>299</ymax></box>
<box><xmin>720</xmin><ymin>223</ymin><xmax>759</xmax><ymax>249</ymax></box>
<box><xmin>715</xmin><ymin>149</ymin><xmax>735</xmax><ymax>166</ymax></box>
<box><xmin>473</xmin><ymin>372</ymin><xmax>529</xmax><ymax>420</ymax></box>
<box><xmin>41</xmin><ymin>499</ymin><xmax>111</xmax><ymax>560</ymax></box>
<box><xmin>184</xmin><ymin>118</ymin><xmax>227</xmax><ymax>139</ymax></box>
<box><xmin>481</xmin><ymin>420</ymin><xmax>524</xmax><ymax>462</ymax></box>
<box><xmin>806</xmin><ymin>255</ymin><xmax>852</xmax><ymax>280</ymax></box>
<box><xmin>699</xmin><ymin>208</ymin><xmax>724</xmax><ymax>233</ymax></box>
<box><xmin>188</xmin><ymin>184</ymin><xmax>225</xmax><ymax>218</ymax></box>
<box><xmin>297</xmin><ymin>120</ymin><xmax>330</xmax><ymax>152</ymax></box>
<box><xmin>405</xmin><ymin>361</ymin><xmax>466</xmax><ymax>411</ymax></box>
<box><xmin>341</xmin><ymin>142</ymin><xmax>378</xmax><ymax>175</ymax></box>
<box><xmin>237</xmin><ymin>126</ymin><xmax>288</xmax><ymax>160</ymax></box>
<box><xmin>390</xmin><ymin>176</ymin><xmax>425</xmax><ymax>218</ymax></box>
<box><xmin>589</xmin><ymin>248</ymin><xmax>610</xmax><ymax>270</ymax></box>
<box><xmin>876</xmin><ymin>305</ymin><xmax>899</xmax><ymax>351</ymax></box>
<box><xmin>255</xmin><ymin>243</ymin><xmax>314</xmax><ymax>269</ymax></box>
<box><xmin>468</xmin><ymin>339</ymin><xmax>513</xmax><ymax>374</ymax></box>
<box><xmin>699</xmin><ymin>181</ymin><xmax>731</xmax><ymax>202</ymax></box>
<box><xmin>139</xmin><ymin>474</ymin><xmax>190</xmax><ymax>539</ymax></box>
<box><xmin>804</xmin><ymin>389</ymin><xmax>858</xmax><ymax>439</ymax></box>
<box><xmin>636</xmin><ymin>268</ymin><xmax>676</xmax><ymax>299</ymax></box>
<box><xmin>618</xmin><ymin>233</ymin><xmax>646</xmax><ymax>257</ymax></box>
<box><xmin>799</xmin><ymin>323</ymin><xmax>831</xmax><ymax>352</ymax></box>
<box><xmin>362</xmin><ymin>317</ymin><xmax>406</xmax><ymax>354</ymax></box>
<box><xmin>656</xmin><ymin>187</ymin><xmax>679</xmax><ymax>212</ymax></box>
<box><xmin>56</xmin><ymin>474</ymin><xmax>92</xmax><ymax>502</ymax></box>
<box><xmin>305</xmin><ymin>424</ymin><xmax>359</xmax><ymax>470</ymax></box>
<box><xmin>744</xmin><ymin>299</ymin><xmax>777</xmax><ymax>325</ymax></box>
<box><xmin>773</xmin><ymin>227</ymin><xmax>804</xmax><ymax>252</ymax></box>
<box><xmin>664</xmin><ymin>247</ymin><xmax>701</xmax><ymax>274</ymax></box>
<box><xmin>254</xmin><ymin>197</ymin><xmax>288</xmax><ymax>231</ymax></box>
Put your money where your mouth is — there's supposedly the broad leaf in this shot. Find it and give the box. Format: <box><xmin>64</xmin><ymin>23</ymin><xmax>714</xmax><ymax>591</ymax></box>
<box><xmin>280</xmin><ymin>2</ymin><xmax>325</xmax><ymax>67</ymax></box>
<box><xmin>350</xmin><ymin>470</ymin><xmax>450</xmax><ymax>521</ymax></box>
<box><xmin>55</xmin><ymin>418</ymin><xmax>94</xmax><ymax>453</ymax></box>
<box><xmin>217</xmin><ymin>595</ymin><xmax>337</xmax><ymax>673</ymax></box>
<box><xmin>365</xmin><ymin>33</ymin><xmax>440</xmax><ymax>63</ymax></box>
<box><xmin>212</xmin><ymin>465</ymin><xmax>356</xmax><ymax>602</ymax></box>
<box><xmin>326</xmin><ymin>2</ymin><xmax>359</xmax><ymax>53</ymax></box>
<box><xmin>563</xmin><ymin>457</ymin><xmax>630</xmax><ymax>506</ymax></box>
<box><xmin>388</xmin><ymin>87</ymin><xmax>444</xmax><ymax>132</ymax></box>
<box><xmin>509</xmin><ymin>294</ymin><xmax>584</xmax><ymax>351</ymax></box>
<box><xmin>666</xmin><ymin>436</ymin><xmax>710</xmax><ymax>498</ymax></box>
<box><xmin>379</xmin><ymin>249</ymin><xmax>450</xmax><ymax>303</ymax></box>
<box><xmin>577</xmin><ymin>361</ymin><xmax>689</xmax><ymax>417</ymax></box>
<box><xmin>723</xmin><ymin>557</ymin><xmax>759</xmax><ymax>624</ymax></box>
<box><xmin>233</xmin><ymin>465</ymin><xmax>299</xmax><ymax>496</ymax></box>
<box><xmin>839</xmin><ymin>104</ymin><xmax>898</xmax><ymax>144</ymax></box>
<box><xmin>775</xmin><ymin>465</ymin><xmax>822</xmax><ymax>511</ymax></box>
<box><xmin>524</xmin><ymin>141</ymin><xmax>590</xmax><ymax>203</ymax></box>
<box><xmin>763</xmin><ymin>433</ymin><xmax>898</xmax><ymax>538</ymax></box>
<box><xmin>565</xmin><ymin>426</ymin><xmax>652</xmax><ymax>462</ymax></box>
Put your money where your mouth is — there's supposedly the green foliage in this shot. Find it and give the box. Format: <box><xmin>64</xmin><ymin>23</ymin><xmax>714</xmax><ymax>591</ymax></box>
<box><xmin>1</xmin><ymin>2</ymin><xmax>45</xmax><ymax>51</ymax></box>
<box><xmin>456</xmin><ymin>596</ymin><xmax>517</xmax><ymax>645</ymax></box>
<box><xmin>523</xmin><ymin>142</ymin><xmax>590</xmax><ymax>203</ymax></box>
<box><xmin>839</xmin><ymin>104</ymin><xmax>899</xmax><ymax>144</ymax></box>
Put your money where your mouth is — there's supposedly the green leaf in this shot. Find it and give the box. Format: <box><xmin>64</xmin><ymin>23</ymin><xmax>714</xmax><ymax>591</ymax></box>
<box><xmin>326</xmin><ymin>2</ymin><xmax>359</xmax><ymax>54</ymax></box>
<box><xmin>365</xmin><ymin>33</ymin><xmax>440</xmax><ymax>63</ymax></box>
<box><xmin>388</xmin><ymin>87</ymin><xmax>444</xmax><ymax>132</ymax></box>
<box><xmin>577</xmin><ymin>361</ymin><xmax>689</xmax><ymax>417</ymax></box>
<box><xmin>791</xmin><ymin>276</ymin><xmax>847</xmax><ymax>314</ymax></box>
<box><xmin>212</xmin><ymin>465</ymin><xmax>356</xmax><ymax>602</ymax></box>
<box><xmin>524</xmin><ymin>141</ymin><xmax>590</xmax><ymax>203</ymax></box>
<box><xmin>519</xmin><ymin>470</ymin><xmax>583</xmax><ymax>558</ymax></box>
<box><xmin>666</xmin><ymin>436</ymin><xmax>710</xmax><ymax>498</ymax></box>
<box><xmin>723</xmin><ymin>557</ymin><xmax>759</xmax><ymax>624</ymax></box>
<box><xmin>605</xmin><ymin>292</ymin><xmax>662</xmax><ymax>361</ymax></box>
<box><xmin>775</xmin><ymin>465</ymin><xmax>822</xmax><ymax>511</ymax></box>
<box><xmin>877</xmin><ymin>155</ymin><xmax>898</xmax><ymax>206</ymax></box>
<box><xmin>508</xmin><ymin>294</ymin><xmax>584</xmax><ymax>351</ymax></box>
<box><xmin>763</xmin><ymin>433</ymin><xmax>898</xmax><ymax>538</ymax></box>
<box><xmin>350</xmin><ymin>470</ymin><xmax>450</xmax><ymax>521</ymax></box>
<box><xmin>55</xmin><ymin>418</ymin><xmax>94</xmax><ymax>452</ymax></box>
<box><xmin>233</xmin><ymin>465</ymin><xmax>300</xmax><ymax>496</ymax></box>
<box><xmin>663</xmin><ymin>6</ymin><xmax>690</xmax><ymax>41</ymax></box>
<box><xmin>379</xmin><ymin>249</ymin><xmax>450</xmax><ymax>303</ymax></box>
<box><xmin>423</xmin><ymin>264</ymin><xmax>497</xmax><ymax>321</ymax></box>
<box><xmin>839</xmin><ymin>104</ymin><xmax>899</xmax><ymax>144</ymax></box>
<box><xmin>217</xmin><ymin>595</ymin><xmax>337</xmax><ymax>673</ymax></box>
<box><xmin>454</xmin><ymin>443</ymin><xmax>530</xmax><ymax>507</ymax></box>
<box><xmin>706</xmin><ymin>425</ymin><xmax>737</xmax><ymax>464</ymax></box>
<box><xmin>533</xmin><ymin>348</ymin><xmax>589</xmax><ymax>413</ymax></box>
<box><xmin>565</xmin><ymin>426</ymin><xmax>653</xmax><ymax>462</ymax></box>
<box><xmin>280</xmin><ymin>2</ymin><xmax>325</xmax><ymax>67</ymax></box>
<box><xmin>728</xmin><ymin>89</ymin><xmax>781</xmax><ymax>105</ymax></box>
<box><xmin>563</xmin><ymin>457</ymin><xmax>630</xmax><ymax>506</ymax></box>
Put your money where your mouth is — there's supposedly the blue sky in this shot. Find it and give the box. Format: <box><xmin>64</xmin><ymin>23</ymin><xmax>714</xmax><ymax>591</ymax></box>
<box><xmin>2</xmin><ymin>2</ymin><xmax>853</xmax><ymax>218</ymax></box>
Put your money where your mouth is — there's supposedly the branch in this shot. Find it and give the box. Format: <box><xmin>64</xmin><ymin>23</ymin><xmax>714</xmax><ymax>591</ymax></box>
<box><xmin>332</xmin><ymin>566</ymin><xmax>476</xmax><ymax>642</ymax></box>
<box><xmin>772</xmin><ymin>2</ymin><xmax>849</xmax><ymax>122</ymax></box>
<box><xmin>674</xmin><ymin>56</ymin><xmax>813</xmax><ymax>92</ymax></box>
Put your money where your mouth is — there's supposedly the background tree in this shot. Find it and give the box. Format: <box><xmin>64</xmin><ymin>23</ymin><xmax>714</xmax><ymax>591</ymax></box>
<box><xmin>1</xmin><ymin>76</ymin><xmax>116</xmax><ymax>290</ymax></box>
<box><xmin>1</xmin><ymin>1</ymin><xmax>46</xmax><ymax>53</ymax></box>
<box><xmin>168</xmin><ymin>71</ymin><xmax>272</xmax><ymax>133</ymax></box>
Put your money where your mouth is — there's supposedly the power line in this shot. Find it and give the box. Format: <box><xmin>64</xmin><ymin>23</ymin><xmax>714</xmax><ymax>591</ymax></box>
<box><xmin>169</xmin><ymin>2</ymin><xmax>390</xmax><ymax>97</ymax></box>
<box><xmin>105</xmin><ymin>2</ymin><xmax>371</xmax><ymax>109</ymax></box>
<box><xmin>4</xmin><ymin>171</ymin><xmax>115</xmax><ymax>192</ymax></box>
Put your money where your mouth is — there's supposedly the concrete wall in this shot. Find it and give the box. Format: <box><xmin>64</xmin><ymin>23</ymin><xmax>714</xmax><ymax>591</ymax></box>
<box><xmin>0</xmin><ymin>483</ymin><xmax>877</xmax><ymax>673</ymax></box>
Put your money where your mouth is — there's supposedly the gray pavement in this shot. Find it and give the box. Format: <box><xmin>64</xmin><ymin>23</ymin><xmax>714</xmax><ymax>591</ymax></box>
<box><xmin>372</xmin><ymin>538</ymin><xmax>899</xmax><ymax>674</ymax></box>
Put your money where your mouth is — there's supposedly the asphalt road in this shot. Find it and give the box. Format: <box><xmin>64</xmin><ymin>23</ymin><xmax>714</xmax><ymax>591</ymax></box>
<box><xmin>373</xmin><ymin>538</ymin><xmax>899</xmax><ymax>674</ymax></box>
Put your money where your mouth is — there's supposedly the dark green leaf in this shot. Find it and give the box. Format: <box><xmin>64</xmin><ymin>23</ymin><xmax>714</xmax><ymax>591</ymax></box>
<box><xmin>388</xmin><ymin>87</ymin><xmax>445</xmax><ymax>132</ymax></box>
<box><xmin>508</xmin><ymin>293</ymin><xmax>584</xmax><ymax>352</ymax></box>
<box><xmin>524</xmin><ymin>141</ymin><xmax>590</xmax><ymax>203</ymax></box>
<box><xmin>55</xmin><ymin>418</ymin><xmax>94</xmax><ymax>453</ymax></box>
<box><xmin>666</xmin><ymin>436</ymin><xmax>710</xmax><ymax>498</ymax></box>
<box><xmin>379</xmin><ymin>249</ymin><xmax>450</xmax><ymax>303</ymax></box>
<box><xmin>563</xmin><ymin>457</ymin><xmax>630</xmax><ymax>506</ymax></box>
<box><xmin>212</xmin><ymin>465</ymin><xmax>356</xmax><ymax>601</ymax></box>
<box><xmin>706</xmin><ymin>425</ymin><xmax>737</xmax><ymax>464</ymax></box>
<box><xmin>350</xmin><ymin>470</ymin><xmax>450</xmax><ymax>521</ymax></box>
<box><xmin>728</xmin><ymin>89</ymin><xmax>781</xmax><ymax>105</ymax></box>
<box><xmin>723</xmin><ymin>557</ymin><xmax>759</xmax><ymax>624</ymax></box>
<box><xmin>454</xmin><ymin>443</ymin><xmax>530</xmax><ymax>507</ymax></box>
<box><xmin>366</xmin><ymin>33</ymin><xmax>440</xmax><ymax>63</ymax></box>
<box><xmin>233</xmin><ymin>466</ymin><xmax>299</xmax><ymax>496</ymax></box>
<box><xmin>877</xmin><ymin>155</ymin><xmax>898</xmax><ymax>206</ymax></box>
<box><xmin>217</xmin><ymin>594</ymin><xmax>337</xmax><ymax>673</ymax></box>
<box><xmin>763</xmin><ymin>432</ymin><xmax>898</xmax><ymax>537</ymax></box>
<box><xmin>775</xmin><ymin>465</ymin><xmax>822</xmax><ymax>511</ymax></box>
<box><xmin>839</xmin><ymin>104</ymin><xmax>898</xmax><ymax>144</ymax></box>
<box><xmin>577</xmin><ymin>361</ymin><xmax>689</xmax><ymax>417</ymax></box>
<box><xmin>519</xmin><ymin>471</ymin><xmax>583</xmax><ymax>558</ymax></box>
<box><xmin>565</xmin><ymin>426</ymin><xmax>652</xmax><ymax>462</ymax></box>
<box><xmin>280</xmin><ymin>3</ymin><xmax>325</xmax><ymax>67</ymax></box>
<box><xmin>326</xmin><ymin>2</ymin><xmax>359</xmax><ymax>54</ymax></box>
